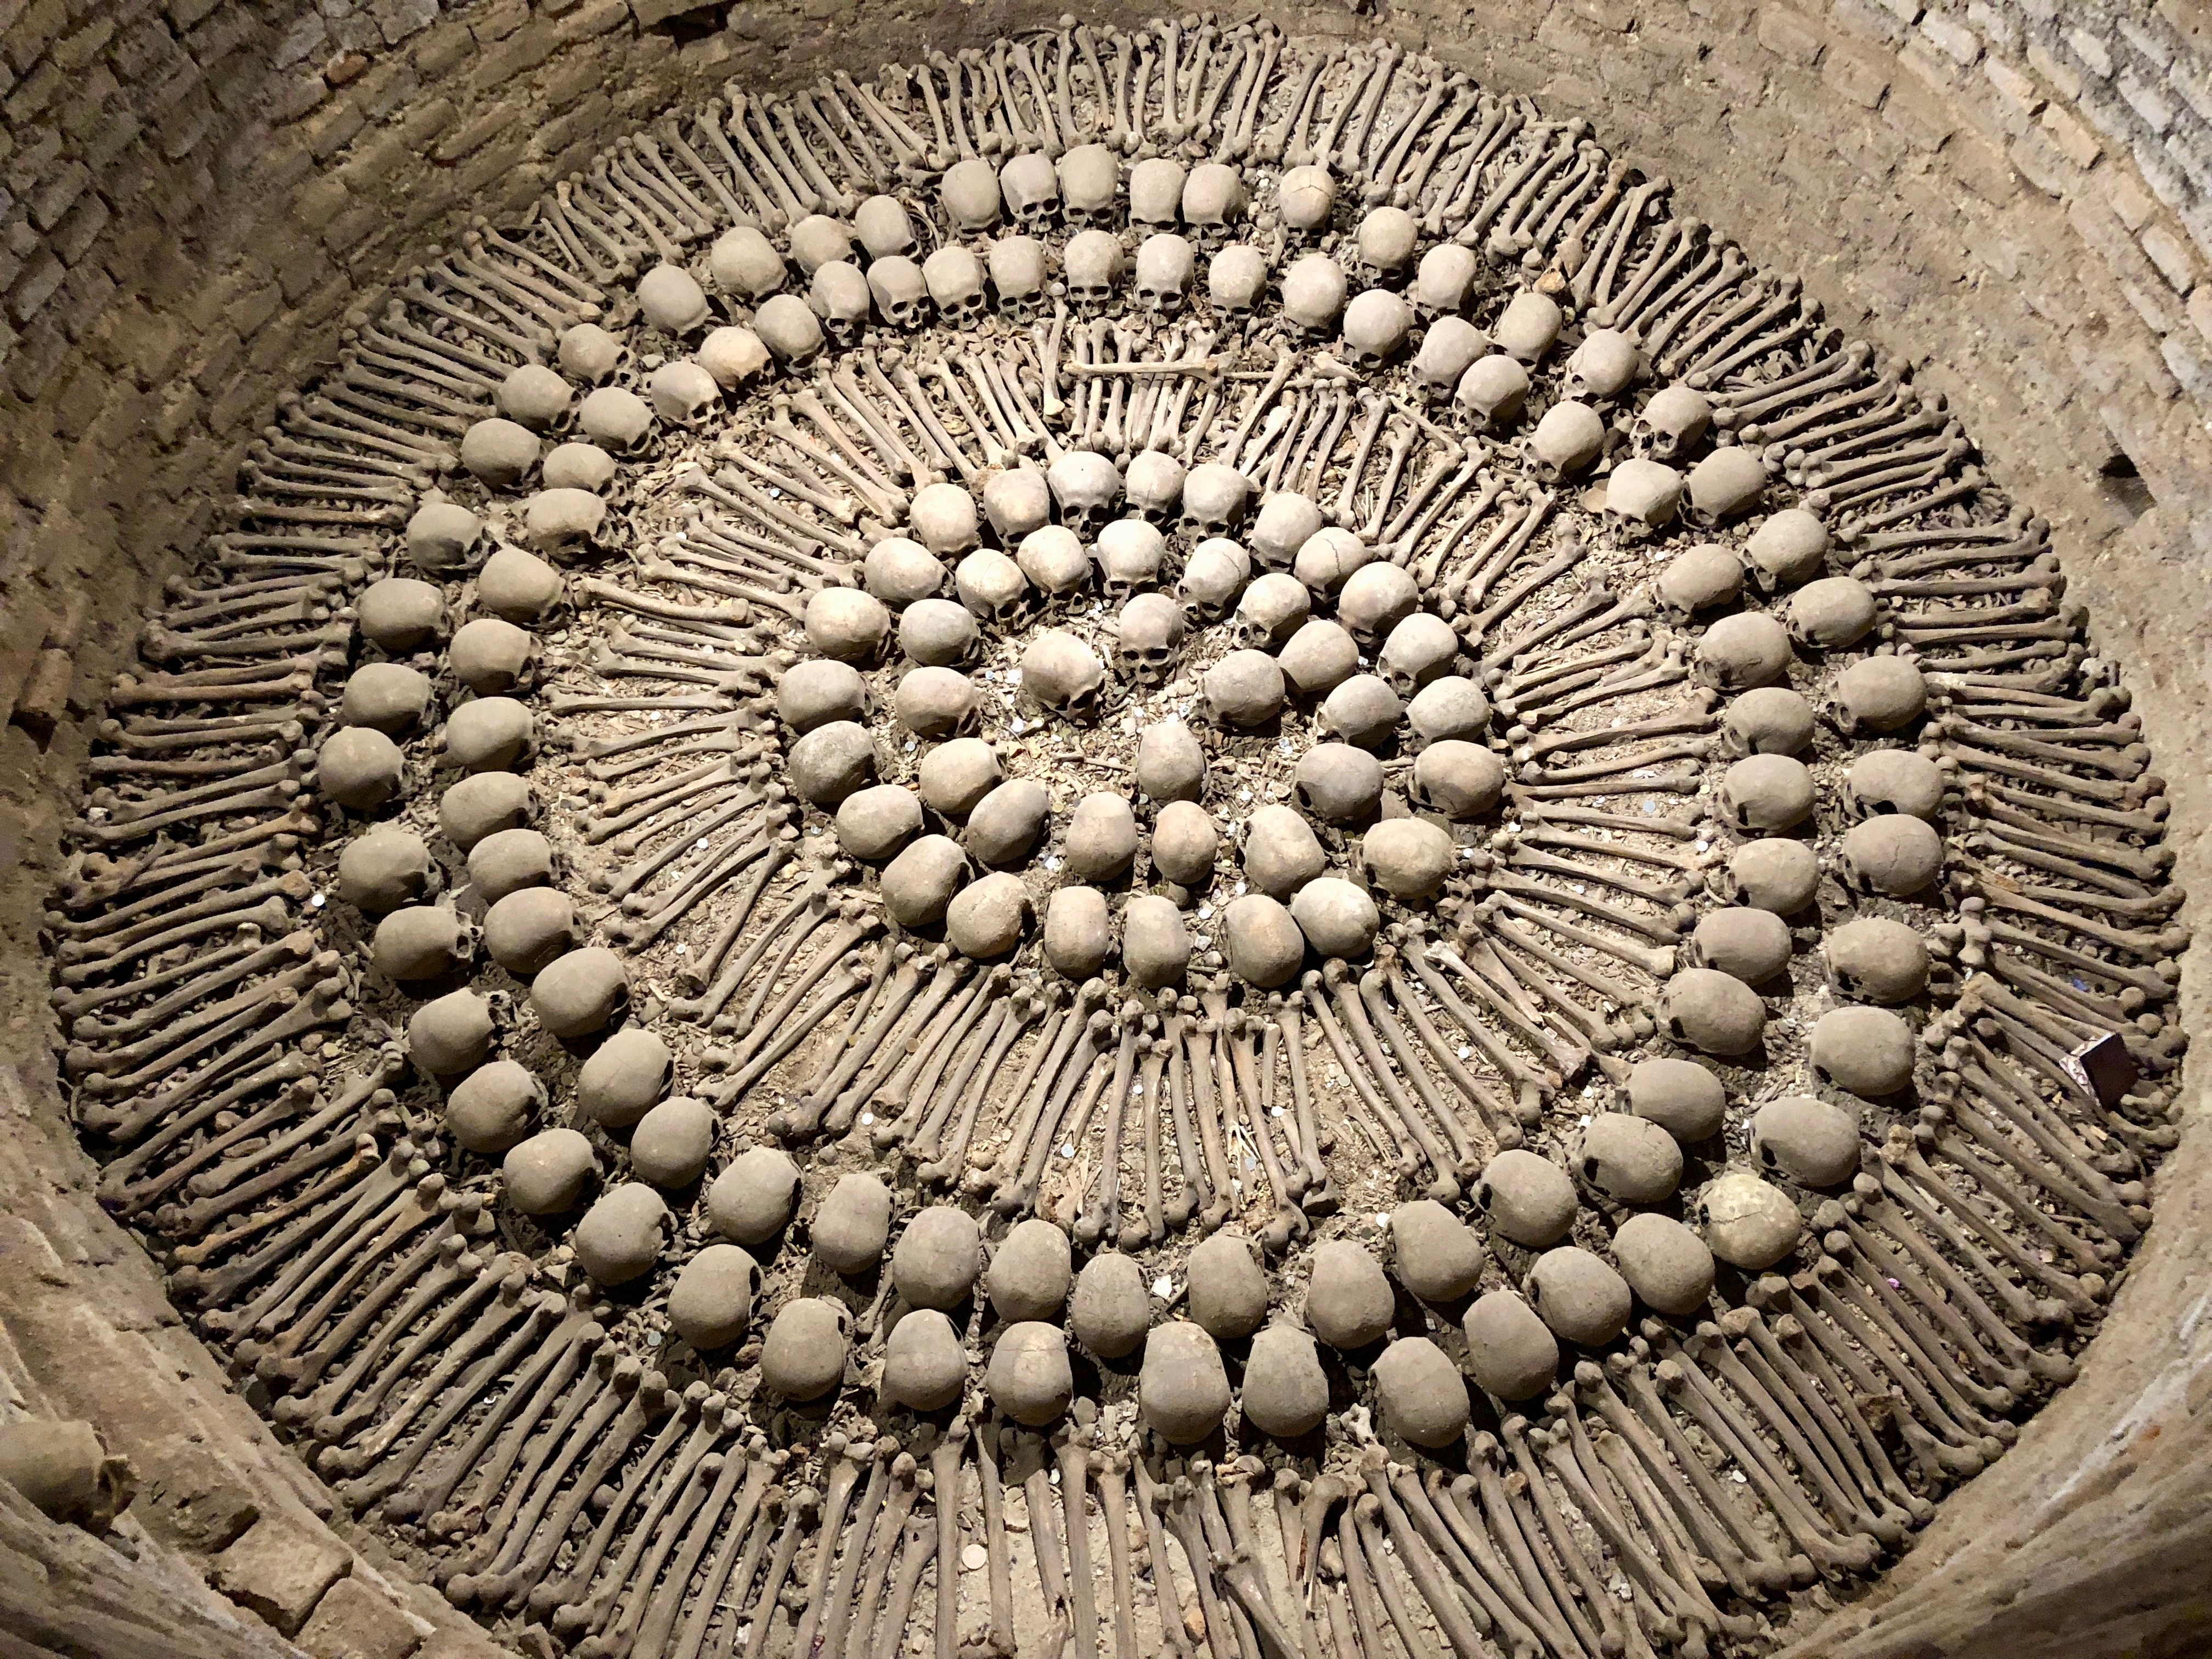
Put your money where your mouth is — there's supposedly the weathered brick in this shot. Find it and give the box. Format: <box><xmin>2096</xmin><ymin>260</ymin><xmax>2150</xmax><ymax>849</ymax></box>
<box><xmin>1917</xmin><ymin>9</ymin><xmax>1979</xmax><ymax>65</ymax></box>
<box><xmin>557</xmin><ymin>0</ymin><xmax>632</xmax><ymax>44</ymax></box>
<box><xmin>7</xmin><ymin>249</ymin><xmax>64</xmax><ymax>322</ymax></box>
<box><xmin>50</xmin><ymin>192</ymin><xmax>108</xmax><ymax>266</ymax></box>
<box><xmin>1823</xmin><ymin>46</ymin><xmax>1889</xmax><ymax>107</ymax></box>
<box><xmin>2118</xmin><ymin>71</ymin><xmax>2178</xmax><ymax>133</ymax></box>
<box><xmin>2065</xmin><ymin>28</ymin><xmax>2114</xmax><ymax>79</ymax></box>
<box><xmin>2040</xmin><ymin>102</ymin><xmax>2101</xmax><ymax>168</ymax></box>
<box><xmin>2142</xmin><ymin>224</ymin><xmax>2198</xmax><ymax>293</ymax></box>
<box><xmin>27</xmin><ymin>160</ymin><xmax>91</xmax><ymax>232</ymax></box>
<box><xmin>472</xmin><ymin>0</ymin><xmax>532</xmax><ymax>42</ymax></box>
<box><xmin>301</xmin><ymin>97</ymin><xmax>365</xmax><ymax>160</ymax></box>
<box><xmin>1982</xmin><ymin>52</ymin><xmax>2042</xmax><ymax>116</ymax></box>
<box><xmin>2025</xmin><ymin>38</ymin><xmax>2081</xmax><ymax>101</ymax></box>
<box><xmin>432</xmin><ymin>104</ymin><xmax>515</xmax><ymax>164</ymax></box>
<box><xmin>4</xmin><ymin>58</ymin><xmax>63</xmax><ymax>123</ymax></box>
<box><xmin>471</xmin><ymin>25</ymin><xmax>555</xmax><ymax>92</ymax></box>
<box><xmin>212</xmin><ymin>1522</ymin><xmax>350</xmax><ymax>1637</ymax></box>
<box><xmin>298</xmin><ymin>1579</ymin><xmax>427</xmax><ymax>1659</ymax></box>
<box><xmin>412</xmin><ymin>19</ymin><xmax>475</xmax><ymax>78</ymax></box>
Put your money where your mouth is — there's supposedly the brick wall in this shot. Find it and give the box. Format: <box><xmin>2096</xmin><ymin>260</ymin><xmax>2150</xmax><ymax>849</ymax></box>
<box><xmin>0</xmin><ymin>2</ymin><xmax>2208</xmax><ymax>1655</ymax></box>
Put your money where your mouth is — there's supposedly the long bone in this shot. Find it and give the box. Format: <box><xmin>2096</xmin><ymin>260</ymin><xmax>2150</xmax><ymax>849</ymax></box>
<box><xmin>628</xmin><ymin>1426</ymin><xmax>775</xmax><ymax>1659</ymax></box>
<box><xmin>1345</xmin><ymin>966</ymin><xmax>1486</xmax><ymax>1175</ymax></box>
<box><xmin>1467</xmin><ymin>1431</ymin><xmax>1618</xmax><ymax>1659</ymax></box>
<box><xmin>1154</xmin><ymin>1464</ymin><xmax>1260</xmax><ymax>1659</ymax></box>
<box><xmin>825</xmin><ymin>1445</ymin><xmax>917</xmax><ymax>1659</ymax></box>
<box><xmin>1181</xmin><ymin>1001</ymin><xmax>1254</xmax><ymax>1227</ymax></box>
<box><xmin>591</xmin><ymin>149</ymin><xmax>688</xmax><ymax>255</ymax></box>
<box><xmin>1886</xmin><ymin>1138</ymin><xmax>2106</xmax><ymax>1313</ymax></box>
<box><xmin>1342</xmin><ymin>1489</ymin><xmax>1453</xmax><ymax>1659</ymax></box>
<box><xmin>1780</xmin><ymin>1272</ymin><xmax>2000</xmax><ymax>1476</ymax></box>
<box><xmin>292</xmin><ymin>1246</ymin><xmax>504</xmax><ymax>1447</ymax></box>
<box><xmin>1345</xmin><ymin>1457</ymin><xmax>1493</xmax><ymax>1659</ymax></box>
<box><xmin>1001</xmin><ymin>1040</ymin><xmax>1114</xmax><ymax>1220</ymax></box>
<box><xmin>398</xmin><ymin>1313</ymin><xmax>601</xmax><ymax>1534</ymax></box>
<box><xmin>87</xmin><ymin>985</ymin><xmax>352</xmax><ymax>1150</ymax></box>
<box><xmin>727</xmin><ymin>94</ymin><xmax>817</xmax><ymax>218</ymax></box>
<box><xmin>772</xmin><ymin>947</ymin><xmax>932</xmax><ymax>1141</ymax></box>
<box><xmin>162</xmin><ymin>1100</ymin><xmax>383</xmax><ymax>1246</ymax></box>
<box><xmin>1578</xmin><ymin>1410</ymin><xmax>1752</xmax><ymax>1646</ymax></box>
<box><xmin>1161</xmin><ymin>1009</ymin><xmax>1214</xmax><ymax>1229</ymax></box>
<box><xmin>444</xmin><ymin>1350</ymin><xmax>637</xmax><ymax>1581</ymax></box>
<box><xmin>1122</xmin><ymin>1032</ymin><xmax>1169</xmax><ymax>1249</ymax></box>
<box><xmin>70</xmin><ymin>954</ymin><xmax>335</xmax><ymax>1087</ymax></box>
<box><xmin>872</xmin><ymin>963</ymin><xmax>1008</xmax><ymax>1146</ymax></box>
<box><xmin>1304</xmin><ymin>969</ymin><xmax>1453</xmax><ymax>1197</ymax></box>
<box><xmin>786</xmin><ymin>1436</ymin><xmax>874</xmax><ymax>1659</ymax></box>
<box><xmin>1378</xmin><ymin>949</ymin><xmax>1523</xmax><ymax>1142</ymax></box>
<box><xmin>734</xmin><ymin>1482</ymin><xmax>816</xmax><ymax>1659</ymax></box>
<box><xmin>269</xmin><ymin>1211</ymin><xmax>472</xmax><ymax>1400</ymax></box>
<box><xmin>1055</xmin><ymin>1411</ymin><xmax>1103</xmax><ymax>1659</ymax></box>
<box><xmin>1520</xmin><ymin>1419</ymin><xmax>1684</xmax><ymax>1654</ymax></box>
<box><xmin>1194</xmin><ymin>1459</ymin><xmax>1305</xmax><ymax>1659</ymax></box>
<box><xmin>720</xmin><ymin>951</ymin><xmax>873</xmax><ymax>1102</ymax></box>
<box><xmin>914</xmin><ymin>988</ymin><xmax>1035</xmax><ymax>1178</ymax></box>
<box><xmin>834</xmin><ymin>954</ymin><xmax>977</xmax><ymax>1138</ymax></box>
<box><xmin>94</xmin><ymin>1057</ymin><xmax>317</xmax><ymax>1210</ymax></box>
<box><xmin>1213</xmin><ymin>999</ymin><xmax>1307</xmax><ymax>1250</ymax></box>
<box><xmin>978</xmin><ymin>992</ymin><xmax>1107</xmax><ymax>1202</ymax></box>
<box><xmin>574</xmin><ymin>1429</ymin><xmax>730</xmax><ymax>1659</ymax></box>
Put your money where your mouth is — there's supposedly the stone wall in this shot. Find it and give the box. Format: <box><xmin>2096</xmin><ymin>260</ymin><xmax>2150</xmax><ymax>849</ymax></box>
<box><xmin>0</xmin><ymin>0</ymin><xmax>2209</xmax><ymax>1654</ymax></box>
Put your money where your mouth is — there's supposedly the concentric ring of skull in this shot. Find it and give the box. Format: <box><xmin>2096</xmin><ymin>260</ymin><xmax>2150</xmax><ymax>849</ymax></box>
<box><xmin>61</xmin><ymin>22</ymin><xmax>2183</xmax><ymax>1656</ymax></box>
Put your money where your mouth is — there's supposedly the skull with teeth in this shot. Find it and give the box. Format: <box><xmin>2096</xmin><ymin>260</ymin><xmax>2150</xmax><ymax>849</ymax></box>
<box><xmin>1114</xmin><ymin>592</ymin><xmax>1186</xmax><ymax>686</ymax></box>
<box><xmin>1057</xmin><ymin>143</ymin><xmax>1120</xmax><ymax>229</ymax></box>
<box><xmin>1413</xmin><ymin>244</ymin><xmax>1480</xmax><ymax>318</ymax></box>
<box><xmin>1125</xmin><ymin>451</ymin><xmax>1187</xmax><ymax>525</ymax></box>
<box><xmin>753</xmin><ymin>294</ymin><xmax>826</xmax><ymax>368</ymax></box>
<box><xmin>954</xmin><ymin>549</ymin><xmax>1036</xmax><ymax>632</ymax></box>
<box><xmin>922</xmin><ymin>245</ymin><xmax>989</xmax><ymax>324</ymax></box>
<box><xmin>1022</xmin><ymin>629</ymin><xmax>1107</xmax><ymax>721</ymax></box>
<box><xmin>647</xmin><ymin>360</ymin><xmax>721</xmax><ymax>427</ymax></box>
<box><xmin>989</xmin><ymin>235</ymin><xmax>1047</xmax><ymax>319</ymax></box>
<box><xmin>1063</xmin><ymin>229</ymin><xmax>1125</xmax><ymax>311</ymax></box>
<box><xmin>1413</xmin><ymin>318</ymin><xmax>1487</xmax><ymax>403</ymax></box>
<box><xmin>1047</xmin><ymin>450</ymin><xmax>1122</xmax><ymax>538</ymax></box>
<box><xmin>1378</xmin><ymin>612</ymin><xmax>1462</xmax><ymax>698</ymax></box>
<box><xmin>1453</xmin><ymin>354</ymin><xmax>1530</xmax><ymax>433</ymax></box>
<box><xmin>787</xmin><ymin>215</ymin><xmax>856</xmax><ymax>276</ymax></box>
<box><xmin>1209</xmin><ymin>244</ymin><xmax>1270</xmax><ymax>320</ymax></box>
<box><xmin>1342</xmin><ymin>287</ymin><xmax>1413</xmax><ymax>371</ymax></box>
<box><xmin>1633</xmin><ymin>383</ymin><xmax>1715</xmax><ymax>464</ymax></box>
<box><xmin>1179</xmin><ymin>538</ymin><xmax>1251</xmax><ymax>622</ymax></box>
<box><xmin>1249</xmin><ymin>492</ymin><xmax>1324</xmax><ymax>572</ymax></box>
<box><xmin>939</xmin><ymin>157</ymin><xmax>1002</xmax><ymax>233</ymax></box>
<box><xmin>1129</xmin><ymin>156</ymin><xmax>1188</xmax><ymax>230</ymax></box>
<box><xmin>1604</xmin><ymin>458</ymin><xmax>1683</xmax><ymax>537</ymax></box>
<box><xmin>1134</xmin><ymin>233</ymin><xmax>1197</xmax><ymax>315</ymax></box>
<box><xmin>1234</xmin><ymin>570</ymin><xmax>1312</xmax><ymax>650</ymax></box>
<box><xmin>1181</xmin><ymin>161</ymin><xmax>1249</xmax><ymax>249</ymax></box>
<box><xmin>866</xmin><ymin>255</ymin><xmax>929</xmax><ymax>330</ymax></box>
<box><xmin>1281</xmin><ymin>253</ymin><xmax>1349</xmax><ymax>336</ymax></box>
<box><xmin>1181</xmin><ymin>462</ymin><xmax>1252</xmax><ymax>539</ymax></box>
<box><xmin>1097</xmin><ymin>518</ymin><xmax>1167</xmax><ymax>602</ymax></box>
<box><xmin>557</xmin><ymin>325</ymin><xmax>629</xmax><ymax>387</ymax></box>
<box><xmin>809</xmin><ymin>259</ymin><xmax>874</xmax><ymax>346</ymax></box>
<box><xmin>854</xmin><ymin>194</ymin><xmax>917</xmax><ymax>259</ymax></box>
<box><xmin>998</xmin><ymin>151</ymin><xmax>1060</xmax><ymax>233</ymax></box>
<box><xmin>1564</xmin><ymin>328</ymin><xmax>1643</xmax><ymax>403</ymax></box>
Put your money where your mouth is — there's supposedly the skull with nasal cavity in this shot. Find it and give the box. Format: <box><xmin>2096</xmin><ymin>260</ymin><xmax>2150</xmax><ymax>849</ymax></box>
<box><xmin>1181</xmin><ymin>161</ymin><xmax>1248</xmax><ymax>250</ymax></box>
<box><xmin>854</xmin><ymin>194</ymin><xmax>917</xmax><ymax>260</ymax></box>
<box><xmin>1023</xmin><ymin>629</ymin><xmax>1107</xmax><ymax>722</ymax></box>
<box><xmin>1125</xmin><ymin>450</ymin><xmax>1187</xmax><ymax>527</ymax></box>
<box><xmin>1057</xmin><ymin>144</ymin><xmax>1120</xmax><ymax>230</ymax></box>
<box><xmin>999</xmin><ymin>151</ymin><xmax>1060</xmax><ymax>234</ymax></box>
<box><xmin>955</xmin><ymin>548</ymin><xmax>1036</xmax><ymax>633</ymax></box>
<box><xmin>1632</xmin><ymin>383</ymin><xmax>1713</xmax><ymax>464</ymax></box>
<box><xmin>809</xmin><ymin>259</ymin><xmax>873</xmax><ymax>347</ymax></box>
<box><xmin>1097</xmin><ymin>517</ymin><xmax>1167</xmax><ymax>602</ymax></box>
<box><xmin>1180</xmin><ymin>538</ymin><xmax>1251</xmax><ymax>623</ymax></box>
<box><xmin>1342</xmin><ymin>287</ymin><xmax>1413</xmax><ymax>372</ymax></box>
<box><xmin>1564</xmin><ymin>328</ymin><xmax>1643</xmax><ymax>404</ymax></box>
<box><xmin>647</xmin><ymin>359</ymin><xmax>720</xmax><ymax>428</ymax></box>
<box><xmin>989</xmin><ymin>235</ymin><xmax>1047</xmax><ymax>320</ymax></box>
<box><xmin>1048</xmin><ymin>449</ymin><xmax>1122</xmax><ymax>538</ymax></box>
<box><xmin>1063</xmin><ymin>229</ymin><xmax>1125</xmax><ymax>312</ymax></box>
<box><xmin>1209</xmin><ymin>244</ymin><xmax>1270</xmax><ymax>322</ymax></box>
<box><xmin>923</xmin><ymin>245</ymin><xmax>988</xmax><ymax>324</ymax></box>
<box><xmin>866</xmin><ymin>255</ymin><xmax>929</xmax><ymax>331</ymax></box>
<box><xmin>1135</xmin><ymin>233</ymin><xmax>1197</xmax><ymax>317</ymax></box>
<box><xmin>1129</xmin><ymin>157</ymin><xmax>1188</xmax><ymax>231</ymax></box>
<box><xmin>1182</xmin><ymin>462</ymin><xmax>1251</xmax><ymax>541</ymax></box>
<box><xmin>1604</xmin><ymin>458</ymin><xmax>1683</xmax><ymax>539</ymax></box>
<box><xmin>1115</xmin><ymin>592</ymin><xmax>1186</xmax><ymax>687</ymax></box>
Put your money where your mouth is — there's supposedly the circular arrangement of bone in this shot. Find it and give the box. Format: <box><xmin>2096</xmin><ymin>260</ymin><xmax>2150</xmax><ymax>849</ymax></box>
<box><xmin>57</xmin><ymin>20</ymin><xmax>2187</xmax><ymax>1658</ymax></box>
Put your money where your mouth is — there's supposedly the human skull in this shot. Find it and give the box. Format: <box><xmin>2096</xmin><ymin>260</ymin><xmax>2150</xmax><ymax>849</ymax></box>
<box><xmin>522</xmin><ymin>487</ymin><xmax>613</xmax><ymax>561</ymax></box>
<box><xmin>1063</xmin><ymin>229</ymin><xmax>1125</xmax><ymax>309</ymax></box>
<box><xmin>1179</xmin><ymin>538</ymin><xmax>1251</xmax><ymax>621</ymax></box>
<box><xmin>854</xmin><ymin>194</ymin><xmax>917</xmax><ymax>258</ymax></box>
<box><xmin>1378</xmin><ymin>612</ymin><xmax>1462</xmax><ymax>698</ymax></box>
<box><xmin>954</xmin><ymin>549</ymin><xmax>1035</xmax><ymax>631</ymax></box>
<box><xmin>1685</xmin><ymin>445</ymin><xmax>1770</xmax><ymax>527</ymax></box>
<box><xmin>497</xmin><ymin>363</ymin><xmax>574</xmax><ymax>432</ymax></box>
<box><xmin>900</xmin><ymin>599</ymin><xmax>983</xmax><ymax>668</ymax></box>
<box><xmin>923</xmin><ymin>245</ymin><xmax>988</xmax><ymax>323</ymax></box>
<box><xmin>710</xmin><ymin>225</ymin><xmax>786</xmax><ymax>301</ymax></box>
<box><xmin>1523</xmin><ymin>400</ymin><xmax>1606</xmax><ymax>483</ymax></box>
<box><xmin>1491</xmin><ymin>290</ymin><xmax>1564</xmax><ymax>363</ymax></box>
<box><xmin>460</xmin><ymin>419</ymin><xmax>539</xmax><ymax>490</ymax></box>
<box><xmin>1097</xmin><ymin>518</ymin><xmax>1167</xmax><ymax>601</ymax></box>
<box><xmin>1135</xmin><ymin>234</ymin><xmax>1197</xmax><ymax>315</ymax></box>
<box><xmin>999</xmin><ymin>151</ymin><xmax>1060</xmax><ymax>232</ymax></box>
<box><xmin>1048</xmin><ymin>449</ymin><xmax>1122</xmax><ymax>537</ymax></box>
<box><xmin>1234</xmin><ymin>571</ymin><xmax>1311</xmax><ymax>650</ymax></box>
<box><xmin>866</xmin><ymin>256</ymin><xmax>929</xmax><ymax>330</ymax></box>
<box><xmin>1125</xmin><ymin>450</ymin><xmax>1187</xmax><ymax>525</ymax></box>
<box><xmin>647</xmin><ymin>359</ymin><xmax>721</xmax><ymax>427</ymax></box>
<box><xmin>1633</xmin><ymin>382</ymin><xmax>1713</xmax><ymax>462</ymax></box>
<box><xmin>1181</xmin><ymin>462</ymin><xmax>1251</xmax><ymax>538</ymax></box>
<box><xmin>939</xmin><ymin>157</ymin><xmax>1002</xmax><ymax>232</ymax></box>
<box><xmin>1181</xmin><ymin>161</ymin><xmax>1248</xmax><ymax>247</ymax></box>
<box><xmin>1840</xmin><ymin>814</ymin><xmax>1944</xmax><ymax>897</ymax></box>
<box><xmin>407</xmin><ymin>501</ymin><xmax>483</xmax><ymax>574</ymax></box>
<box><xmin>809</xmin><ymin>259</ymin><xmax>873</xmax><ymax>347</ymax></box>
<box><xmin>637</xmin><ymin>263</ymin><xmax>711</xmax><ymax>335</ymax></box>
<box><xmin>698</xmin><ymin>325</ymin><xmax>770</xmax><ymax>391</ymax></box>
<box><xmin>1277</xmin><ymin>165</ymin><xmax>1336</xmax><ymax>235</ymax></box>
<box><xmin>1844</xmin><ymin>748</ymin><xmax>1946</xmax><ymax>821</ymax></box>
<box><xmin>1564</xmin><ymin>328</ymin><xmax>1642</xmax><ymax>402</ymax></box>
<box><xmin>1250</xmin><ymin>492</ymin><xmax>1325</xmax><ymax>571</ymax></box>
<box><xmin>1319</xmin><ymin>674</ymin><xmax>1404</xmax><ymax>751</ymax></box>
<box><xmin>577</xmin><ymin>386</ymin><xmax>653</xmax><ymax>455</ymax></box>
<box><xmin>1115</xmin><ymin>592</ymin><xmax>1186</xmax><ymax>686</ymax></box>
<box><xmin>1336</xmin><ymin>561</ymin><xmax>1419</xmax><ymax>648</ymax></box>
<box><xmin>1342</xmin><ymin>287</ymin><xmax>1412</xmax><ymax>370</ymax></box>
<box><xmin>787</xmin><ymin>215</ymin><xmax>855</xmax><ymax>275</ymax></box>
<box><xmin>1057</xmin><ymin>143</ymin><xmax>1120</xmax><ymax>229</ymax></box>
<box><xmin>754</xmin><ymin>294</ymin><xmax>825</xmax><ymax>368</ymax></box>
<box><xmin>557</xmin><ymin>323</ymin><xmax>629</xmax><ymax>386</ymax></box>
<box><xmin>989</xmin><ymin>235</ymin><xmax>1048</xmax><ymax>318</ymax></box>
<box><xmin>983</xmin><ymin>467</ymin><xmax>1052</xmax><ymax>540</ymax></box>
<box><xmin>1413</xmin><ymin>244</ymin><xmax>1479</xmax><ymax>318</ymax></box>
<box><xmin>1022</xmin><ymin>629</ymin><xmax>1107</xmax><ymax>720</ymax></box>
<box><xmin>1015</xmin><ymin>526</ymin><xmax>1091</xmax><ymax>599</ymax></box>
<box><xmin>1414</xmin><ymin>317</ymin><xmax>1488</xmax><ymax>402</ymax></box>
<box><xmin>1129</xmin><ymin>156</ymin><xmax>1188</xmax><ymax>228</ymax></box>
<box><xmin>1829</xmin><ymin>654</ymin><xmax>1927</xmax><ymax>737</ymax></box>
<box><xmin>1786</xmin><ymin>575</ymin><xmax>1880</xmax><ymax>652</ymax></box>
<box><xmin>1404</xmin><ymin>676</ymin><xmax>1491</xmax><ymax>749</ymax></box>
<box><xmin>1281</xmin><ymin>253</ymin><xmax>1348</xmax><ymax>334</ymax></box>
<box><xmin>909</xmin><ymin>483</ymin><xmax>981</xmax><ymax>557</ymax></box>
<box><xmin>1209</xmin><ymin>244</ymin><xmax>1269</xmax><ymax>319</ymax></box>
<box><xmin>1354</xmin><ymin>205</ymin><xmax>1419</xmax><ymax>279</ymax></box>
<box><xmin>1604</xmin><ymin>458</ymin><xmax>1683</xmax><ymax>536</ymax></box>
<box><xmin>1453</xmin><ymin>355</ymin><xmax>1530</xmax><ymax>432</ymax></box>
